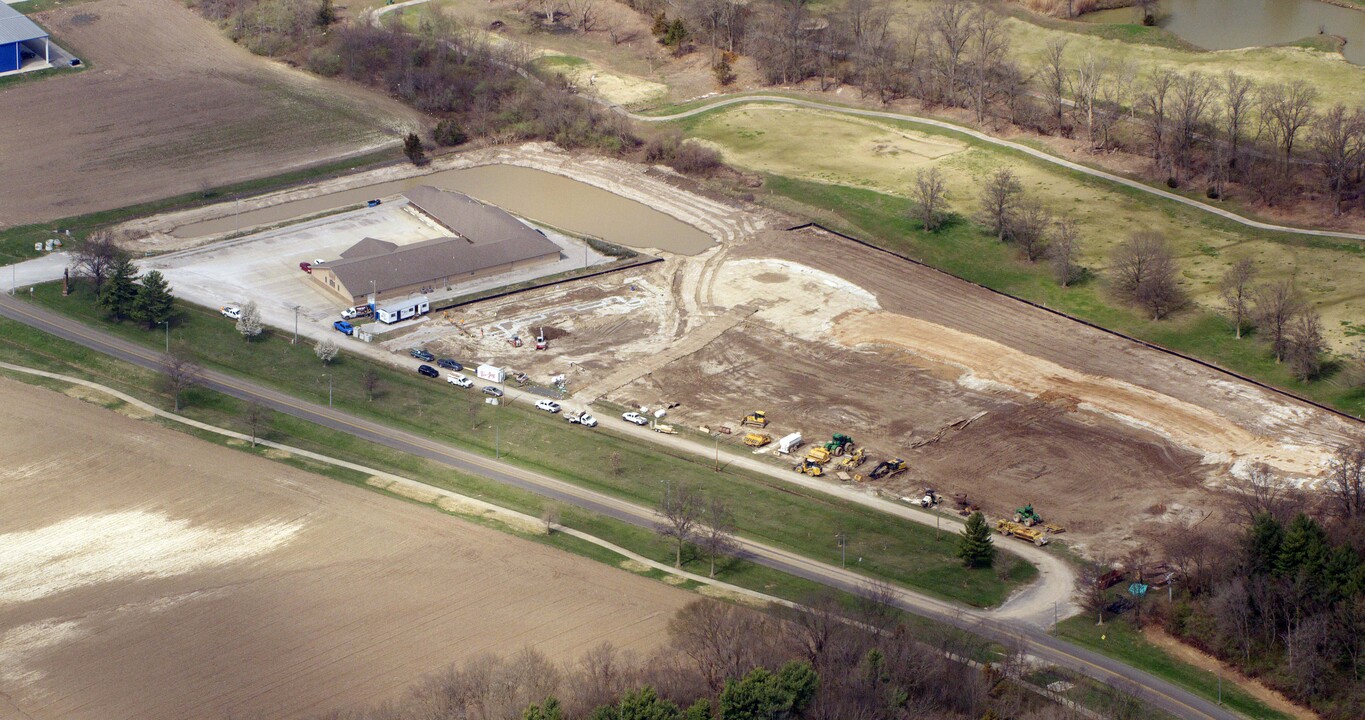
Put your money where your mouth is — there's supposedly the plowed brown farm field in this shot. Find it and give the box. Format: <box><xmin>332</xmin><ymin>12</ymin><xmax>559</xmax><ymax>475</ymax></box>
<box><xmin>0</xmin><ymin>0</ymin><xmax>420</xmax><ymax>227</ymax></box>
<box><xmin>0</xmin><ymin>378</ymin><xmax>689</xmax><ymax>719</ymax></box>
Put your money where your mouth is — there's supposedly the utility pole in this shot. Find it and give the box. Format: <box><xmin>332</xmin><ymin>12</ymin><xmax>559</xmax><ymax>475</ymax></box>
<box><xmin>495</xmin><ymin>424</ymin><xmax>500</xmax><ymax>459</ymax></box>
<box><xmin>714</xmin><ymin>434</ymin><xmax>720</xmax><ymax>472</ymax></box>
<box><xmin>159</xmin><ymin>320</ymin><xmax>169</xmax><ymax>353</ymax></box>
<box><xmin>293</xmin><ymin>305</ymin><xmax>300</xmax><ymax>345</ymax></box>
<box><xmin>836</xmin><ymin>532</ymin><xmax>847</xmax><ymax>569</ymax></box>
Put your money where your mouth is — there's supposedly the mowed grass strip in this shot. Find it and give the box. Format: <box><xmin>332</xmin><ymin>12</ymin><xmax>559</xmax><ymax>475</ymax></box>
<box><xmin>1056</xmin><ymin>616</ymin><xmax>1292</xmax><ymax>720</ymax></box>
<box><xmin>0</xmin><ymin>315</ymin><xmax>854</xmax><ymax>606</ymax></box>
<box><xmin>22</xmin><ymin>285</ymin><xmax>1036</xmax><ymax>608</ymax></box>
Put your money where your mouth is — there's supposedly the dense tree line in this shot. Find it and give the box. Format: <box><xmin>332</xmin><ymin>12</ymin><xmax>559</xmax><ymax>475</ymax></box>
<box><xmin>626</xmin><ymin>0</ymin><xmax>1365</xmax><ymax>217</ymax></box>
<box><xmin>324</xmin><ymin>597</ymin><xmax>1133</xmax><ymax>720</ymax></box>
<box><xmin>1127</xmin><ymin>444</ymin><xmax>1365</xmax><ymax>718</ymax></box>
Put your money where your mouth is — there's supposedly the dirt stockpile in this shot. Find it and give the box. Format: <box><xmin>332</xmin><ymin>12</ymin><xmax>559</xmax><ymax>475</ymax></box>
<box><xmin>0</xmin><ymin>378</ymin><xmax>688</xmax><ymax>719</ymax></box>
<box><xmin>0</xmin><ymin>0</ymin><xmax>419</xmax><ymax>227</ymax></box>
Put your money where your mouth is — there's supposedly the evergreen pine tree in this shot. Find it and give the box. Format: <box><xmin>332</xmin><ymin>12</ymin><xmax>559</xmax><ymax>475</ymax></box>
<box><xmin>97</xmin><ymin>256</ymin><xmax>139</xmax><ymax>320</ymax></box>
<box><xmin>403</xmin><ymin>133</ymin><xmax>426</xmax><ymax>165</ymax></box>
<box><xmin>524</xmin><ymin>697</ymin><xmax>563</xmax><ymax>720</ymax></box>
<box><xmin>958</xmin><ymin>511</ymin><xmax>995</xmax><ymax>568</ymax></box>
<box><xmin>1244</xmin><ymin>512</ymin><xmax>1284</xmax><ymax>577</ymax></box>
<box><xmin>132</xmin><ymin>270</ymin><xmax>175</xmax><ymax>329</ymax></box>
<box><xmin>1276</xmin><ymin>513</ymin><xmax>1329</xmax><ymax>578</ymax></box>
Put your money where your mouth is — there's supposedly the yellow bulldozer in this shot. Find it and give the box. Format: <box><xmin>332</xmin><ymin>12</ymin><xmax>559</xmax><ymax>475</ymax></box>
<box><xmin>838</xmin><ymin>447</ymin><xmax>866</xmax><ymax>468</ymax></box>
<box><xmin>743</xmin><ymin>432</ymin><xmax>773</xmax><ymax>447</ymax></box>
<box><xmin>804</xmin><ymin>446</ymin><xmax>833</xmax><ymax>465</ymax></box>
<box><xmin>740</xmin><ymin>411</ymin><xmax>769</xmax><ymax>428</ymax></box>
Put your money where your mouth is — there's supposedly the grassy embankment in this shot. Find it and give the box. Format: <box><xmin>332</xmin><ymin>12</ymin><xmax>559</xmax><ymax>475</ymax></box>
<box><xmin>21</xmin><ymin>283</ymin><xmax>1038</xmax><ymax>608</ymax></box>
<box><xmin>674</xmin><ymin>104</ymin><xmax>1365</xmax><ymax>416</ymax></box>
<box><xmin>1058</xmin><ymin>615</ymin><xmax>1294</xmax><ymax>720</ymax></box>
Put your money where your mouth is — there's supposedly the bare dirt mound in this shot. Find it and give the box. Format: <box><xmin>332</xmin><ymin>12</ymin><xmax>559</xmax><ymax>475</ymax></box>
<box><xmin>0</xmin><ymin>377</ymin><xmax>689</xmax><ymax>719</ymax></box>
<box><xmin>0</xmin><ymin>0</ymin><xmax>420</xmax><ymax>227</ymax></box>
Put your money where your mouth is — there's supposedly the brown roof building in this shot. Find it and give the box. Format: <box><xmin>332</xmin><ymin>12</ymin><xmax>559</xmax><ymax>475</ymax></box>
<box><xmin>310</xmin><ymin>187</ymin><xmax>561</xmax><ymax>305</ymax></box>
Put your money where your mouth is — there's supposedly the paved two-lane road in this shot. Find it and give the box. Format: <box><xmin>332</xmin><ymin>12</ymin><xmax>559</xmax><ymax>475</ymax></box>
<box><xmin>0</xmin><ymin>293</ymin><xmax>1239</xmax><ymax>720</ymax></box>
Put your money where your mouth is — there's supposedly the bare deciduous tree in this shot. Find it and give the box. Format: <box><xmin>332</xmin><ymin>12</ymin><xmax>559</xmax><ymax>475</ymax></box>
<box><xmin>1254</xmin><ymin>279</ymin><xmax>1306</xmax><ymax>363</ymax></box>
<box><xmin>1041</xmin><ymin>38</ymin><xmax>1069</xmax><ymax>129</ymax></box>
<box><xmin>911</xmin><ymin>167</ymin><xmax>948</xmax><ymax>232</ymax></box>
<box><xmin>1070</xmin><ymin>54</ymin><xmax>1108</xmax><ymax>146</ymax></box>
<box><xmin>928</xmin><ymin>0</ymin><xmax>972</xmax><ymax>105</ymax></box>
<box><xmin>243</xmin><ymin>400</ymin><xmax>271</xmax><ymax>448</ymax></box>
<box><xmin>1219</xmin><ymin>258</ymin><xmax>1257</xmax><ymax>338</ymax></box>
<box><xmin>1139</xmin><ymin>69</ymin><xmax>1177</xmax><ymax>174</ymax></box>
<box><xmin>656</xmin><ymin>482</ymin><xmax>702</xmax><ymax>567</ymax></box>
<box><xmin>1231</xmin><ymin>462</ymin><xmax>1293</xmax><ymax>525</ymax></box>
<box><xmin>1048</xmin><ymin>216</ymin><xmax>1081</xmax><ymax>287</ymax></box>
<box><xmin>1005</xmin><ymin>198</ymin><xmax>1051</xmax><ymax>262</ymax></box>
<box><xmin>566</xmin><ymin>0</ymin><xmax>598</xmax><ymax>31</ymax></box>
<box><xmin>966</xmin><ymin>8</ymin><xmax>1008</xmax><ymax>124</ymax></box>
<box><xmin>72</xmin><ymin>231</ymin><xmax>124</xmax><ymax>293</ymax></box>
<box><xmin>1310</xmin><ymin>104</ymin><xmax>1365</xmax><ymax>217</ymax></box>
<box><xmin>698</xmin><ymin>496</ymin><xmax>738</xmax><ymax>577</ymax></box>
<box><xmin>1261</xmin><ymin>80</ymin><xmax>1319</xmax><ymax>173</ymax></box>
<box><xmin>1074</xmin><ymin>557</ymin><xmax>1115</xmax><ymax>625</ymax></box>
<box><xmin>1325</xmin><ymin>442</ymin><xmax>1365</xmax><ymax>522</ymax></box>
<box><xmin>161</xmin><ymin>351</ymin><xmax>202</xmax><ymax>412</ymax></box>
<box><xmin>1170</xmin><ymin>71</ymin><xmax>1214</xmax><ymax>182</ymax></box>
<box><xmin>362</xmin><ymin>368</ymin><xmax>382</xmax><ymax>402</ymax></box>
<box><xmin>978</xmin><ymin>167</ymin><xmax>1020</xmax><ymax>242</ymax></box>
<box><xmin>1220</xmin><ymin>71</ymin><xmax>1255</xmax><ymax>167</ymax></box>
<box><xmin>1111</xmin><ymin>231</ymin><xmax>1184</xmax><ymax>319</ymax></box>
<box><xmin>1285</xmin><ymin>309</ymin><xmax>1326</xmax><ymax>381</ymax></box>
<box><xmin>541</xmin><ymin>502</ymin><xmax>563</xmax><ymax>534</ymax></box>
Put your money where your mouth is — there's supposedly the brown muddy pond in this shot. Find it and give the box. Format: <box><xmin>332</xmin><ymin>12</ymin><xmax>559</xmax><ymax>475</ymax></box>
<box><xmin>1082</xmin><ymin>0</ymin><xmax>1365</xmax><ymax>65</ymax></box>
<box><xmin>173</xmin><ymin>165</ymin><xmax>717</xmax><ymax>255</ymax></box>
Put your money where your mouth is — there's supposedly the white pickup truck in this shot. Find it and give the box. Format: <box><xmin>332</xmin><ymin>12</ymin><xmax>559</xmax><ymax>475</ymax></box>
<box><xmin>565</xmin><ymin>410</ymin><xmax>598</xmax><ymax>427</ymax></box>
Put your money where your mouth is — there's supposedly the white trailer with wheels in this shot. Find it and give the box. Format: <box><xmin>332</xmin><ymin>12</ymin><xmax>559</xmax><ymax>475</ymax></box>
<box><xmin>375</xmin><ymin>295</ymin><xmax>430</xmax><ymax>324</ymax></box>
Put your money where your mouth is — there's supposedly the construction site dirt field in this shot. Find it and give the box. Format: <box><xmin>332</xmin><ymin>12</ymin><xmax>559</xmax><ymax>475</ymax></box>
<box><xmin>0</xmin><ymin>378</ymin><xmax>690</xmax><ymax>720</ymax></box>
<box><xmin>0</xmin><ymin>0</ymin><xmax>419</xmax><ymax>227</ymax></box>
<box><xmin>423</xmin><ymin>215</ymin><xmax>1364</xmax><ymax>553</ymax></box>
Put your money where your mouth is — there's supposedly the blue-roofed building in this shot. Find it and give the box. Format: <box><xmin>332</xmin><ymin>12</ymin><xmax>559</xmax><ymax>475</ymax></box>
<box><xmin>0</xmin><ymin>3</ymin><xmax>50</xmax><ymax>74</ymax></box>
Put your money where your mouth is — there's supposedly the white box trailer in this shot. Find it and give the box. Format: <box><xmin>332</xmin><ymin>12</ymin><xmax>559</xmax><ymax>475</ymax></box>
<box><xmin>777</xmin><ymin>432</ymin><xmax>803</xmax><ymax>454</ymax></box>
<box><xmin>476</xmin><ymin>364</ymin><xmax>506</xmax><ymax>383</ymax></box>
<box><xmin>375</xmin><ymin>295</ymin><xmax>430</xmax><ymax>324</ymax></box>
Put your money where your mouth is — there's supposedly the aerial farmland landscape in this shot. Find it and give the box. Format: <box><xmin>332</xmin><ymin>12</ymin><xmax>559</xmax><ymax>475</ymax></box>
<box><xmin>1</xmin><ymin>0</ymin><xmax>1364</xmax><ymax>718</ymax></box>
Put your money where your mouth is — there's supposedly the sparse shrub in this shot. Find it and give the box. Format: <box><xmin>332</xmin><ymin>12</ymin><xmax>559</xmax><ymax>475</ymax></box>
<box><xmin>434</xmin><ymin>119</ymin><xmax>468</xmax><ymax>146</ymax></box>
<box><xmin>306</xmin><ymin>48</ymin><xmax>341</xmax><ymax>76</ymax></box>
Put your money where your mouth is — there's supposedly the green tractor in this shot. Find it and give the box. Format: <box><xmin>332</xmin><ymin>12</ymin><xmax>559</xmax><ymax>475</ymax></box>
<box><xmin>824</xmin><ymin>433</ymin><xmax>855</xmax><ymax>456</ymax></box>
<box><xmin>1013</xmin><ymin>504</ymin><xmax>1043</xmax><ymax>527</ymax></box>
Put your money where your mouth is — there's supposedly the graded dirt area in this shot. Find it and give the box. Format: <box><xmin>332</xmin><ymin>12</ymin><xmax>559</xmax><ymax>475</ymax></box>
<box><xmin>0</xmin><ymin>377</ymin><xmax>690</xmax><ymax>720</ymax></box>
<box><xmin>0</xmin><ymin>0</ymin><xmax>420</xmax><ymax>227</ymax></box>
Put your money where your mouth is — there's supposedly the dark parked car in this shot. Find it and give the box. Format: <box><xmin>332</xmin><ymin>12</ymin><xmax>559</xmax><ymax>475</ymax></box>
<box><xmin>332</xmin><ymin>320</ymin><xmax>354</xmax><ymax>336</ymax></box>
<box><xmin>409</xmin><ymin>348</ymin><xmax>435</xmax><ymax>362</ymax></box>
<box><xmin>482</xmin><ymin>386</ymin><xmax>504</xmax><ymax>398</ymax></box>
<box><xmin>437</xmin><ymin>358</ymin><xmax>463</xmax><ymax>371</ymax></box>
<box><xmin>417</xmin><ymin>364</ymin><xmax>439</xmax><ymax>378</ymax></box>
<box><xmin>367</xmin><ymin>199</ymin><xmax>382</xmax><ymax>207</ymax></box>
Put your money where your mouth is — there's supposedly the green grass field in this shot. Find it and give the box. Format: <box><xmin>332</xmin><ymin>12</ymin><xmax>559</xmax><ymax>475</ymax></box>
<box><xmin>21</xmin><ymin>284</ymin><xmax>1038</xmax><ymax>608</ymax></box>
<box><xmin>1057</xmin><ymin>615</ymin><xmax>1292</xmax><ymax>720</ymax></box>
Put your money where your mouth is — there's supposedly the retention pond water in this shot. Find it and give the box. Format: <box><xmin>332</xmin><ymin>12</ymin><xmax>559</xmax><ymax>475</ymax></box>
<box><xmin>173</xmin><ymin>165</ymin><xmax>716</xmax><ymax>256</ymax></box>
<box><xmin>1082</xmin><ymin>0</ymin><xmax>1365</xmax><ymax>65</ymax></box>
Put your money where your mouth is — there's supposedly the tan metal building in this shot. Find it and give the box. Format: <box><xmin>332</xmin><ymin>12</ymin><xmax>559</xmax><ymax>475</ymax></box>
<box><xmin>311</xmin><ymin>187</ymin><xmax>561</xmax><ymax>306</ymax></box>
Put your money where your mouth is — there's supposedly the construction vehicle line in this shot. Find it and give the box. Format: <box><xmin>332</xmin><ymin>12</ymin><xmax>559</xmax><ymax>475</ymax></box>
<box><xmin>0</xmin><ymin>296</ymin><xmax>1235</xmax><ymax>720</ymax></box>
